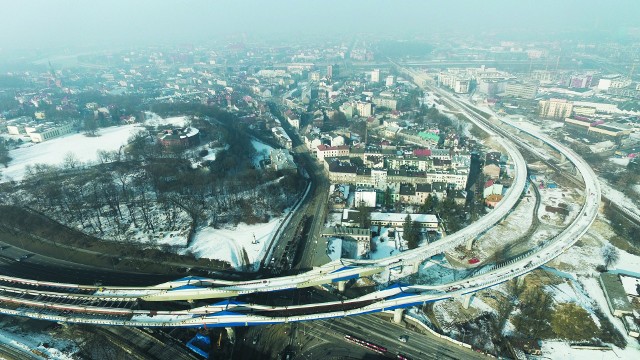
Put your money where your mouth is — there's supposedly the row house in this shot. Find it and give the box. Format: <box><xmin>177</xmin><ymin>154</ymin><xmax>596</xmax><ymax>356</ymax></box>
<box><xmin>317</xmin><ymin>144</ymin><xmax>350</xmax><ymax>162</ymax></box>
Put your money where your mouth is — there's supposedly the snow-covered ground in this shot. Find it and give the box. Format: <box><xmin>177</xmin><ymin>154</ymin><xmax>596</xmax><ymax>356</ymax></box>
<box><xmin>610</xmin><ymin>157</ymin><xmax>630</xmax><ymax>167</ymax></box>
<box><xmin>2</xmin><ymin>124</ymin><xmax>137</xmax><ymax>182</ymax></box>
<box><xmin>187</xmin><ymin>216</ymin><xmax>284</xmax><ymax>271</ymax></box>
<box><xmin>600</xmin><ymin>180</ymin><xmax>640</xmax><ymax>221</ymax></box>
<box><xmin>371</xmin><ymin>227</ymin><xmax>405</xmax><ymax>260</ymax></box>
<box><xmin>144</xmin><ymin>112</ymin><xmax>188</xmax><ymax>127</ymax></box>
<box><xmin>539</xmin><ymin>341</ymin><xmax>639</xmax><ymax>360</ymax></box>
<box><xmin>327</xmin><ymin>237</ymin><xmax>342</xmax><ymax>261</ymax></box>
<box><xmin>418</xmin><ymin>255</ymin><xmax>473</xmax><ymax>285</ymax></box>
<box><xmin>1</xmin><ymin>113</ymin><xmax>190</xmax><ymax>182</ymax></box>
<box><xmin>538</xmin><ymin>185</ymin><xmax>583</xmax><ymax>226</ymax></box>
<box><xmin>251</xmin><ymin>139</ymin><xmax>273</xmax><ymax>168</ymax></box>
<box><xmin>0</xmin><ymin>322</ymin><xmax>77</xmax><ymax>360</ymax></box>
<box><xmin>473</xmin><ymin>186</ymin><xmax>536</xmax><ymax>259</ymax></box>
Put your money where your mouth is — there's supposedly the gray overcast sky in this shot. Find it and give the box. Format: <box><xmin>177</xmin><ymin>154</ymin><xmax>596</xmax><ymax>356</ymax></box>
<box><xmin>1</xmin><ymin>0</ymin><xmax>638</xmax><ymax>50</ymax></box>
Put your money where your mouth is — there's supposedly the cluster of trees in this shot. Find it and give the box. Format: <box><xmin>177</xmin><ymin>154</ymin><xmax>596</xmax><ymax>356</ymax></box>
<box><xmin>0</xmin><ymin>139</ymin><xmax>11</xmax><ymax>167</ymax></box>
<box><xmin>397</xmin><ymin>88</ymin><xmax>423</xmax><ymax>111</ymax></box>
<box><xmin>402</xmin><ymin>214</ymin><xmax>421</xmax><ymax>249</ymax></box>
<box><xmin>415</xmin><ymin>104</ymin><xmax>454</xmax><ymax>129</ymax></box>
<box><xmin>503</xmin><ymin>278</ymin><xmax>626</xmax><ymax>346</ymax></box>
<box><xmin>418</xmin><ymin>193</ymin><xmax>466</xmax><ymax>233</ymax></box>
<box><xmin>511</xmin><ymin>286</ymin><xmax>554</xmax><ymax>338</ymax></box>
<box><xmin>603</xmin><ymin>204</ymin><xmax>640</xmax><ymax>252</ymax></box>
<box><xmin>12</xmin><ymin>105</ymin><xmax>305</xmax><ymax>247</ymax></box>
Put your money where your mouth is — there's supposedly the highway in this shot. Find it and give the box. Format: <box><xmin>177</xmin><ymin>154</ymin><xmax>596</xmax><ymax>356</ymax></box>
<box><xmin>298</xmin><ymin>314</ymin><xmax>488</xmax><ymax>360</ymax></box>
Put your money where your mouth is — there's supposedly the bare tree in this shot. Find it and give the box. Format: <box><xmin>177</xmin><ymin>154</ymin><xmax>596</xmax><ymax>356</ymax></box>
<box><xmin>601</xmin><ymin>244</ymin><xmax>620</xmax><ymax>270</ymax></box>
<box><xmin>63</xmin><ymin>152</ymin><xmax>81</xmax><ymax>169</ymax></box>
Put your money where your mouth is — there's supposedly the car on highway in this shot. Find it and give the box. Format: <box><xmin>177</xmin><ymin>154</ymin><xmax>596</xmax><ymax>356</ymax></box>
<box><xmin>16</xmin><ymin>254</ymin><xmax>32</xmax><ymax>262</ymax></box>
<box><xmin>398</xmin><ymin>335</ymin><xmax>408</xmax><ymax>343</ymax></box>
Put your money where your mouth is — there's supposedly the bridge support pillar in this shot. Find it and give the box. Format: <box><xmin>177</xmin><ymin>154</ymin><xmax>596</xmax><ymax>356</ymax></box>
<box><xmin>393</xmin><ymin>308</ymin><xmax>404</xmax><ymax>324</ymax></box>
<box><xmin>412</xmin><ymin>260</ymin><xmax>421</xmax><ymax>273</ymax></box>
<box><xmin>462</xmin><ymin>293</ymin><xmax>474</xmax><ymax>309</ymax></box>
<box><xmin>337</xmin><ymin>280</ymin><xmax>346</xmax><ymax>292</ymax></box>
<box><xmin>466</xmin><ymin>237</ymin><xmax>474</xmax><ymax>251</ymax></box>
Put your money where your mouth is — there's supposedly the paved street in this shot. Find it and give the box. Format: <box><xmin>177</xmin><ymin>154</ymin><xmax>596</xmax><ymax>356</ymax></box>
<box><xmin>295</xmin><ymin>314</ymin><xmax>489</xmax><ymax>360</ymax></box>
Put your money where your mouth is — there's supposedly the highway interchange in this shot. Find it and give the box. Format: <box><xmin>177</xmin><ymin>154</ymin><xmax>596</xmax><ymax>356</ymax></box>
<box><xmin>0</xmin><ymin>66</ymin><xmax>601</xmax><ymax>359</ymax></box>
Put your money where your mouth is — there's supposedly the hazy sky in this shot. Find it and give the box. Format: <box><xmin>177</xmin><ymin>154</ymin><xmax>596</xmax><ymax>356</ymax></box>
<box><xmin>1</xmin><ymin>0</ymin><xmax>639</xmax><ymax>50</ymax></box>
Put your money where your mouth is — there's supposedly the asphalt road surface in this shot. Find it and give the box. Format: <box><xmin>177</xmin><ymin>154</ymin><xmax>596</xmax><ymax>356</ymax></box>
<box><xmin>297</xmin><ymin>314</ymin><xmax>488</xmax><ymax>360</ymax></box>
<box><xmin>0</xmin><ymin>241</ymin><xmax>177</xmax><ymax>286</ymax></box>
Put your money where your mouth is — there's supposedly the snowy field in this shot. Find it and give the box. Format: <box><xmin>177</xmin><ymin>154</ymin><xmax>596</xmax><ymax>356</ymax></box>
<box><xmin>2</xmin><ymin>124</ymin><xmax>137</xmax><ymax>181</ymax></box>
<box><xmin>473</xmin><ymin>186</ymin><xmax>536</xmax><ymax>260</ymax></box>
<box><xmin>187</xmin><ymin>214</ymin><xmax>284</xmax><ymax>271</ymax></box>
<box><xmin>1</xmin><ymin>114</ymin><xmax>189</xmax><ymax>182</ymax></box>
<box><xmin>538</xmin><ymin>184</ymin><xmax>582</xmax><ymax>226</ymax></box>
<box><xmin>600</xmin><ymin>180</ymin><xmax>640</xmax><ymax>221</ymax></box>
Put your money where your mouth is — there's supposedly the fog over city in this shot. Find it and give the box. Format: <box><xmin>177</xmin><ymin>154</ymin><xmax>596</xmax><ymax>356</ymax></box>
<box><xmin>2</xmin><ymin>0</ymin><xmax>640</xmax><ymax>51</ymax></box>
<box><xmin>1</xmin><ymin>0</ymin><xmax>640</xmax><ymax>359</ymax></box>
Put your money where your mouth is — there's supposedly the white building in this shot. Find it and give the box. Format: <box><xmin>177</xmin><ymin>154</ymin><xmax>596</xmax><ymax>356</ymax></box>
<box><xmin>26</xmin><ymin>123</ymin><xmax>74</xmax><ymax>143</ymax></box>
<box><xmin>539</xmin><ymin>98</ymin><xmax>573</xmax><ymax>119</ymax></box>
<box><xmin>370</xmin><ymin>212</ymin><xmax>438</xmax><ymax>231</ymax></box>
<box><xmin>316</xmin><ymin>144</ymin><xmax>350</xmax><ymax>162</ymax></box>
<box><xmin>356</xmin><ymin>102</ymin><xmax>372</xmax><ymax>117</ymax></box>
<box><xmin>385</xmin><ymin>75</ymin><xmax>395</xmax><ymax>87</ymax></box>
<box><xmin>270</xmin><ymin>149</ymin><xmax>297</xmax><ymax>171</ymax></box>
<box><xmin>371</xmin><ymin>69</ymin><xmax>380</xmax><ymax>83</ymax></box>
<box><xmin>355</xmin><ymin>188</ymin><xmax>377</xmax><ymax>207</ymax></box>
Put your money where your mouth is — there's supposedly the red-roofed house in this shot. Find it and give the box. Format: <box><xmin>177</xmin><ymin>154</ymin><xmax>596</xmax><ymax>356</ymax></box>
<box><xmin>413</xmin><ymin>149</ymin><xmax>432</xmax><ymax>157</ymax></box>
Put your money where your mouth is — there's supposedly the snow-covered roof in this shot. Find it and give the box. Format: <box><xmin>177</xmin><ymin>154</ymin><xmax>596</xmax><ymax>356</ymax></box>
<box><xmin>370</xmin><ymin>212</ymin><xmax>438</xmax><ymax>224</ymax></box>
<box><xmin>619</xmin><ymin>275</ymin><xmax>640</xmax><ymax>297</ymax></box>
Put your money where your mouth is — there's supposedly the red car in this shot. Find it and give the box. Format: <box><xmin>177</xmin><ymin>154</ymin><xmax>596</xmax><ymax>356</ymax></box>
<box><xmin>468</xmin><ymin>257</ymin><xmax>480</xmax><ymax>264</ymax></box>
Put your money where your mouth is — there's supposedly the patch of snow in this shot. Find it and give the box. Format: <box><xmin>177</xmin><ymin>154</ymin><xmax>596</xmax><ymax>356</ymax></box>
<box><xmin>600</xmin><ymin>180</ymin><xmax>640</xmax><ymax>222</ymax></box>
<box><xmin>187</xmin><ymin>216</ymin><xmax>284</xmax><ymax>271</ymax></box>
<box><xmin>144</xmin><ymin>112</ymin><xmax>189</xmax><ymax>127</ymax></box>
<box><xmin>251</xmin><ymin>139</ymin><xmax>273</xmax><ymax>168</ymax></box>
<box><xmin>327</xmin><ymin>237</ymin><xmax>342</xmax><ymax>261</ymax></box>
<box><xmin>0</xmin><ymin>324</ymin><xmax>77</xmax><ymax>360</ymax></box>
<box><xmin>619</xmin><ymin>275</ymin><xmax>640</xmax><ymax>296</ymax></box>
<box><xmin>475</xmin><ymin>186</ymin><xmax>535</xmax><ymax>258</ymax></box>
<box><xmin>325</xmin><ymin>212</ymin><xmax>344</xmax><ymax>227</ymax></box>
<box><xmin>541</xmin><ymin>340</ymin><xmax>639</xmax><ymax>360</ymax></box>
<box><xmin>2</xmin><ymin>124</ymin><xmax>139</xmax><ymax>182</ymax></box>
<box><xmin>609</xmin><ymin>157</ymin><xmax>630</xmax><ymax>166</ymax></box>
<box><xmin>578</xmin><ymin>276</ymin><xmax>640</xmax><ymax>348</ymax></box>
<box><xmin>2</xmin><ymin>113</ymin><xmax>195</xmax><ymax>183</ymax></box>
<box><xmin>370</xmin><ymin>227</ymin><xmax>404</xmax><ymax>260</ymax></box>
